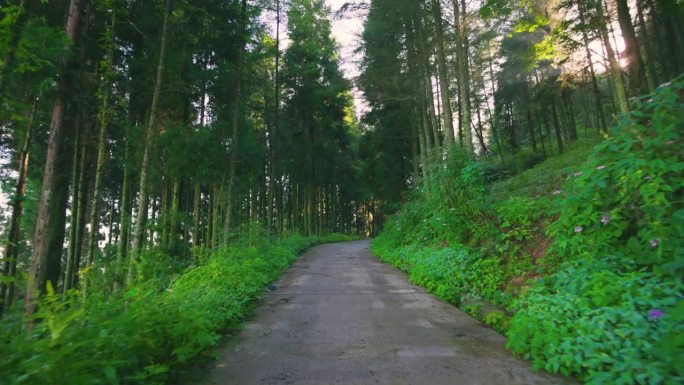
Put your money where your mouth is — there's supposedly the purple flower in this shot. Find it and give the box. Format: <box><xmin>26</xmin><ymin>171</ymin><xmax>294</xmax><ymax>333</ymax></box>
<box><xmin>648</xmin><ymin>309</ymin><xmax>665</xmax><ymax>320</ymax></box>
<box><xmin>601</xmin><ymin>215</ymin><xmax>611</xmax><ymax>225</ymax></box>
<box><xmin>651</xmin><ymin>239</ymin><xmax>660</xmax><ymax>248</ymax></box>
<box><xmin>574</xmin><ymin>226</ymin><xmax>584</xmax><ymax>233</ymax></box>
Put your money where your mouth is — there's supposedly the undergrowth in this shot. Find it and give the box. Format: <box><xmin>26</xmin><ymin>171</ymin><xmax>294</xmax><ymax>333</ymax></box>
<box><xmin>0</xmin><ymin>233</ymin><xmax>356</xmax><ymax>385</ymax></box>
<box><xmin>372</xmin><ymin>77</ymin><xmax>684</xmax><ymax>384</ymax></box>
<box><xmin>507</xmin><ymin>78</ymin><xmax>684</xmax><ymax>384</ymax></box>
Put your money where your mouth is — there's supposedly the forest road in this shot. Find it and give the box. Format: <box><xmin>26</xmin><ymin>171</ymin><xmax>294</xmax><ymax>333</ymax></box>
<box><xmin>189</xmin><ymin>239</ymin><xmax>576</xmax><ymax>385</ymax></box>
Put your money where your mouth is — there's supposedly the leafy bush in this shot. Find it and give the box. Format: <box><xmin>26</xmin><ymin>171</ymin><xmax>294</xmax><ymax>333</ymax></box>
<box><xmin>372</xmin><ymin>238</ymin><xmax>507</xmax><ymax>306</ymax></box>
<box><xmin>547</xmin><ymin>80</ymin><xmax>684</xmax><ymax>276</ymax></box>
<box><xmin>380</xmin><ymin>148</ymin><xmax>494</xmax><ymax>249</ymax></box>
<box><xmin>0</xmin><ymin>233</ymin><xmax>357</xmax><ymax>385</ymax></box>
<box><xmin>507</xmin><ymin>259</ymin><xmax>683</xmax><ymax>384</ymax></box>
<box><xmin>372</xmin><ymin>149</ymin><xmax>545</xmax><ymax>311</ymax></box>
<box><xmin>509</xmin><ymin>78</ymin><xmax>684</xmax><ymax>384</ymax></box>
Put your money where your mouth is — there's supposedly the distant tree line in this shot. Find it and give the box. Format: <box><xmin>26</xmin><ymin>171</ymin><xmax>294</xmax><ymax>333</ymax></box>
<box><xmin>0</xmin><ymin>0</ymin><xmax>368</xmax><ymax>318</ymax></box>
<box><xmin>358</xmin><ymin>0</ymin><xmax>684</xmax><ymax>200</ymax></box>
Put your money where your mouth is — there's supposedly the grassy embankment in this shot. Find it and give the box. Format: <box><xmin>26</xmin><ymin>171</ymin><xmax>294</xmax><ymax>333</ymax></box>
<box><xmin>0</xmin><ymin>232</ymin><xmax>358</xmax><ymax>385</ymax></box>
<box><xmin>372</xmin><ymin>79</ymin><xmax>683</xmax><ymax>384</ymax></box>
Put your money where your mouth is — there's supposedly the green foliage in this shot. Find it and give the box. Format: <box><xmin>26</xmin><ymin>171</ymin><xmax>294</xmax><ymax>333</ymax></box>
<box><xmin>373</xmin><ymin>79</ymin><xmax>684</xmax><ymax>384</ymax></box>
<box><xmin>494</xmin><ymin>197</ymin><xmax>548</xmax><ymax>243</ymax></box>
<box><xmin>507</xmin><ymin>260</ymin><xmax>683</xmax><ymax>384</ymax></box>
<box><xmin>479</xmin><ymin>0</ymin><xmax>514</xmax><ymax>19</ymax></box>
<box><xmin>381</xmin><ymin>148</ymin><xmax>493</xmax><ymax>247</ymax></box>
<box><xmin>547</xmin><ymin>78</ymin><xmax>684</xmax><ymax>276</ymax></box>
<box><xmin>490</xmin><ymin>196</ymin><xmax>546</xmax><ymax>278</ymax></box>
<box><xmin>371</xmin><ymin>148</ymin><xmax>547</xmax><ymax>310</ymax></box>
<box><xmin>372</xmin><ymin>239</ymin><xmax>506</xmax><ymax>306</ymax></box>
<box><xmin>483</xmin><ymin>310</ymin><xmax>510</xmax><ymax>332</ymax></box>
<box><xmin>0</xmin><ymin>234</ymin><xmax>356</xmax><ymax>385</ymax></box>
<box><xmin>508</xmin><ymin>78</ymin><xmax>684</xmax><ymax>384</ymax></box>
<box><xmin>487</xmin><ymin>139</ymin><xmax>598</xmax><ymax>202</ymax></box>
<box><xmin>426</xmin><ymin>149</ymin><xmax>490</xmax><ymax>243</ymax></box>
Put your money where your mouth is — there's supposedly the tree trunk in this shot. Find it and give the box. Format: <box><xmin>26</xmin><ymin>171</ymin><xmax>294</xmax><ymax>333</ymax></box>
<box><xmin>25</xmin><ymin>0</ymin><xmax>87</xmax><ymax>320</ymax></box>
<box><xmin>64</xmin><ymin>112</ymin><xmax>82</xmax><ymax>292</ymax></box>
<box><xmin>430</xmin><ymin>0</ymin><xmax>455</xmax><ymax>145</ymax></box>
<box><xmin>149</xmin><ymin>196</ymin><xmax>157</xmax><ymax>246</ymax></box>
<box><xmin>223</xmin><ymin>0</ymin><xmax>248</xmax><ymax>242</ymax></box>
<box><xmin>107</xmin><ymin>196</ymin><xmax>115</xmax><ymax>246</ymax></box>
<box><xmin>526</xmin><ymin>108</ymin><xmax>537</xmax><ymax>152</ymax></box>
<box><xmin>654</xmin><ymin>0</ymin><xmax>684</xmax><ymax>77</ymax></box>
<box><xmin>206</xmin><ymin>184</ymin><xmax>214</xmax><ymax>247</ymax></box>
<box><xmin>116</xmin><ymin>139</ymin><xmax>131</xmax><ymax>263</ymax></box>
<box><xmin>211</xmin><ymin>184</ymin><xmax>220</xmax><ymax>246</ymax></box>
<box><xmin>453</xmin><ymin>0</ymin><xmax>473</xmax><ymax>153</ymax></box>
<box><xmin>192</xmin><ymin>182</ymin><xmax>201</xmax><ymax>246</ymax></box>
<box><xmin>0</xmin><ymin>96</ymin><xmax>35</xmax><ymax>317</ymax></box>
<box><xmin>274</xmin><ymin>0</ymin><xmax>283</xmax><ymax>235</ymax></box>
<box><xmin>635</xmin><ymin>0</ymin><xmax>658</xmax><ymax>89</ymax></box>
<box><xmin>66</xmin><ymin>135</ymin><xmax>89</xmax><ymax>291</ymax></box>
<box><xmin>615</xmin><ymin>0</ymin><xmax>648</xmax><ymax>95</ymax></box>
<box><xmin>160</xmin><ymin>179</ymin><xmax>169</xmax><ymax>247</ymax></box>
<box><xmin>411</xmin><ymin>111</ymin><xmax>420</xmax><ymax>179</ymax></box>
<box><xmin>412</xmin><ymin>14</ymin><xmax>435</xmax><ymax>153</ymax></box>
<box><xmin>169</xmin><ymin>178</ymin><xmax>180</xmax><ymax>250</ymax></box>
<box><xmin>474</xmin><ymin>102</ymin><xmax>489</xmax><ymax>155</ymax></box>
<box><xmin>578</xmin><ymin>1</ymin><xmax>608</xmax><ymax>132</ymax></box>
<box><xmin>461</xmin><ymin>0</ymin><xmax>474</xmax><ymax>151</ymax></box>
<box><xmin>536</xmin><ymin>107</ymin><xmax>547</xmax><ymax>156</ymax></box>
<box><xmin>551</xmin><ymin>99</ymin><xmax>564</xmax><ymax>154</ymax></box>
<box><xmin>129</xmin><ymin>0</ymin><xmax>172</xmax><ymax>284</ymax></box>
<box><xmin>86</xmin><ymin>8</ymin><xmax>117</xmax><ymax>267</ymax></box>
<box><xmin>597</xmin><ymin>0</ymin><xmax>630</xmax><ymax>113</ymax></box>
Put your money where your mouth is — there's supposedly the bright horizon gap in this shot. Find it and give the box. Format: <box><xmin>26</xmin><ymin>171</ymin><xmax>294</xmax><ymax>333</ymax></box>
<box><xmin>264</xmin><ymin>0</ymin><xmax>369</xmax><ymax>118</ymax></box>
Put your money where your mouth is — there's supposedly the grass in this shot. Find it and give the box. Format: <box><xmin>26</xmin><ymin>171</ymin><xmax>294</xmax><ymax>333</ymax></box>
<box><xmin>0</xmin><ymin>233</ymin><xmax>360</xmax><ymax>385</ymax></box>
<box><xmin>488</xmin><ymin>138</ymin><xmax>600</xmax><ymax>202</ymax></box>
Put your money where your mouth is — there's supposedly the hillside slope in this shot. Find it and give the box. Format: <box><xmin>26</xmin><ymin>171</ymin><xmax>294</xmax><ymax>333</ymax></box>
<box><xmin>371</xmin><ymin>78</ymin><xmax>684</xmax><ymax>384</ymax></box>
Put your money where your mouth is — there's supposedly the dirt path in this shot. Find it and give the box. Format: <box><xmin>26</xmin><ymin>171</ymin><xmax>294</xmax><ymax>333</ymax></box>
<box><xmin>191</xmin><ymin>240</ymin><xmax>575</xmax><ymax>385</ymax></box>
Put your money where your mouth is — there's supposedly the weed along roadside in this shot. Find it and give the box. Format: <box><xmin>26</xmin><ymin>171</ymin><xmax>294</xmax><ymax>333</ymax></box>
<box><xmin>0</xmin><ymin>234</ymin><xmax>359</xmax><ymax>384</ymax></box>
<box><xmin>371</xmin><ymin>80</ymin><xmax>684</xmax><ymax>385</ymax></box>
<box><xmin>187</xmin><ymin>239</ymin><xmax>577</xmax><ymax>385</ymax></box>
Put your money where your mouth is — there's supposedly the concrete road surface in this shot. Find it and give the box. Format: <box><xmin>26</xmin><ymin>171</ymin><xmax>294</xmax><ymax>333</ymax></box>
<box><xmin>191</xmin><ymin>239</ymin><xmax>576</xmax><ymax>385</ymax></box>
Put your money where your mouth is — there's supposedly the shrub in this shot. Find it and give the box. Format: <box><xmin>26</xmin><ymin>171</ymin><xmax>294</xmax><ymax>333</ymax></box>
<box><xmin>547</xmin><ymin>78</ymin><xmax>684</xmax><ymax>276</ymax></box>
<box><xmin>371</xmin><ymin>239</ymin><xmax>507</xmax><ymax>306</ymax></box>
<box><xmin>507</xmin><ymin>259</ymin><xmax>683</xmax><ymax>384</ymax></box>
<box><xmin>0</xmin><ymin>233</ymin><xmax>356</xmax><ymax>385</ymax></box>
<box><xmin>509</xmin><ymin>77</ymin><xmax>684</xmax><ymax>384</ymax></box>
